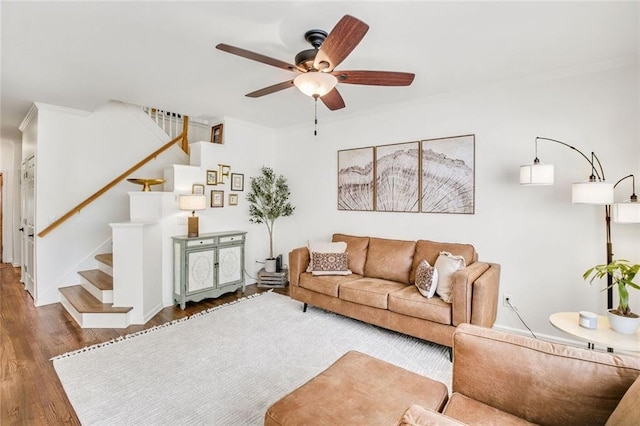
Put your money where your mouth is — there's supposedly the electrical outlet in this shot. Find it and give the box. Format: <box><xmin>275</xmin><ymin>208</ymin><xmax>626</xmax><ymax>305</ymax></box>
<box><xmin>503</xmin><ymin>294</ymin><xmax>513</xmax><ymax>308</ymax></box>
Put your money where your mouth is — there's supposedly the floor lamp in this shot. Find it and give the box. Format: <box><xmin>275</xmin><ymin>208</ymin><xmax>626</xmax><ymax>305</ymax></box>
<box><xmin>520</xmin><ymin>137</ymin><xmax>640</xmax><ymax>310</ymax></box>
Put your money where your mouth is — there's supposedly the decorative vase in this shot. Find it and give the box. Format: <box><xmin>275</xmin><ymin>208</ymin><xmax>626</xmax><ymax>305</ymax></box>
<box><xmin>607</xmin><ymin>310</ymin><xmax>640</xmax><ymax>334</ymax></box>
<box><xmin>265</xmin><ymin>258</ymin><xmax>277</xmax><ymax>273</ymax></box>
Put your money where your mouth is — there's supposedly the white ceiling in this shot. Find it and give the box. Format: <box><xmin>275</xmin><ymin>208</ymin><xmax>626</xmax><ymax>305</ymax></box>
<box><xmin>1</xmin><ymin>1</ymin><xmax>638</xmax><ymax>141</ymax></box>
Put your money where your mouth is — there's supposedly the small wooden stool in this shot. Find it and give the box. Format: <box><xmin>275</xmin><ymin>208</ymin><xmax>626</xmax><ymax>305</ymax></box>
<box><xmin>264</xmin><ymin>350</ymin><xmax>449</xmax><ymax>425</ymax></box>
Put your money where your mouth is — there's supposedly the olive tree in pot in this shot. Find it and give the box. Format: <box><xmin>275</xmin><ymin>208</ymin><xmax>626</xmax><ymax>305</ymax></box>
<box><xmin>584</xmin><ymin>259</ymin><xmax>640</xmax><ymax>334</ymax></box>
<box><xmin>247</xmin><ymin>167</ymin><xmax>294</xmax><ymax>272</ymax></box>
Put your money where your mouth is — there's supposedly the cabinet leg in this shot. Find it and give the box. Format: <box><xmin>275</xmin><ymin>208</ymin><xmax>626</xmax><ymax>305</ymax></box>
<box><xmin>303</xmin><ymin>303</ymin><xmax>308</xmax><ymax>313</ymax></box>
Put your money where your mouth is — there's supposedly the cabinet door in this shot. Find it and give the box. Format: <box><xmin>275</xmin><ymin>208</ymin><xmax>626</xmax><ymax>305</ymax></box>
<box><xmin>186</xmin><ymin>249</ymin><xmax>216</xmax><ymax>293</ymax></box>
<box><xmin>217</xmin><ymin>245</ymin><xmax>243</xmax><ymax>287</ymax></box>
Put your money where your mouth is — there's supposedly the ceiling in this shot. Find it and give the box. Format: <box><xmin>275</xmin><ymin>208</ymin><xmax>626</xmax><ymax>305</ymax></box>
<box><xmin>1</xmin><ymin>1</ymin><xmax>638</xmax><ymax>141</ymax></box>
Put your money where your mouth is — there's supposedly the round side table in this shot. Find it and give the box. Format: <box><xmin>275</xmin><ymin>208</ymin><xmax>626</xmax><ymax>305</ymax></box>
<box><xmin>549</xmin><ymin>312</ymin><xmax>640</xmax><ymax>353</ymax></box>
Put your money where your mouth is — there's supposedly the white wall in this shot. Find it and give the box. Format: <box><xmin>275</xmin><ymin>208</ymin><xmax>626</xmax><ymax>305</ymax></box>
<box><xmin>274</xmin><ymin>59</ymin><xmax>640</xmax><ymax>341</ymax></box>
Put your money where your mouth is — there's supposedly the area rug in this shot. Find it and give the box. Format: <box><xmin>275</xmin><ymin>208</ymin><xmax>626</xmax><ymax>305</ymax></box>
<box><xmin>53</xmin><ymin>291</ymin><xmax>452</xmax><ymax>425</ymax></box>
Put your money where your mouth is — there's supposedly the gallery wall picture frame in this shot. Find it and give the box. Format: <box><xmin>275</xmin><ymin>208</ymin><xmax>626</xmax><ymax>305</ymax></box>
<box><xmin>420</xmin><ymin>134</ymin><xmax>475</xmax><ymax>214</ymax></box>
<box><xmin>192</xmin><ymin>184</ymin><xmax>205</xmax><ymax>195</ymax></box>
<box><xmin>230</xmin><ymin>173</ymin><xmax>244</xmax><ymax>191</ymax></box>
<box><xmin>206</xmin><ymin>170</ymin><xmax>218</xmax><ymax>185</ymax></box>
<box><xmin>211</xmin><ymin>190</ymin><xmax>224</xmax><ymax>207</ymax></box>
<box><xmin>211</xmin><ymin>123</ymin><xmax>224</xmax><ymax>144</ymax></box>
<box><xmin>229</xmin><ymin>193</ymin><xmax>239</xmax><ymax>206</ymax></box>
<box><xmin>218</xmin><ymin>164</ymin><xmax>231</xmax><ymax>184</ymax></box>
<box><xmin>337</xmin><ymin>147</ymin><xmax>375</xmax><ymax>211</ymax></box>
<box><xmin>375</xmin><ymin>141</ymin><xmax>420</xmax><ymax>213</ymax></box>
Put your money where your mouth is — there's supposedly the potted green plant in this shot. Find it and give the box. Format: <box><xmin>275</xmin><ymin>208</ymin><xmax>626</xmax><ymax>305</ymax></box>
<box><xmin>583</xmin><ymin>259</ymin><xmax>640</xmax><ymax>334</ymax></box>
<box><xmin>247</xmin><ymin>166</ymin><xmax>295</xmax><ymax>272</ymax></box>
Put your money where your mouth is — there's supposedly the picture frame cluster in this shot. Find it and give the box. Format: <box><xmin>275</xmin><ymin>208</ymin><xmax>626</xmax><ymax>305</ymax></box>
<box><xmin>193</xmin><ymin>163</ymin><xmax>244</xmax><ymax>208</ymax></box>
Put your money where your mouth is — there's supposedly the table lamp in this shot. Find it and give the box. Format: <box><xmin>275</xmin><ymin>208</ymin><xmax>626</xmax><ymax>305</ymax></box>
<box><xmin>179</xmin><ymin>194</ymin><xmax>207</xmax><ymax>237</ymax></box>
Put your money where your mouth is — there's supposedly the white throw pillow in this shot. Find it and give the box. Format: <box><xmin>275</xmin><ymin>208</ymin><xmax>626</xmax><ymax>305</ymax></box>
<box><xmin>434</xmin><ymin>251</ymin><xmax>466</xmax><ymax>303</ymax></box>
<box><xmin>306</xmin><ymin>241</ymin><xmax>347</xmax><ymax>272</ymax></box>
<box><xmin>414</xmin><ymin>259</ymin><xmax>439</xmax><ymax>298</ymax></box>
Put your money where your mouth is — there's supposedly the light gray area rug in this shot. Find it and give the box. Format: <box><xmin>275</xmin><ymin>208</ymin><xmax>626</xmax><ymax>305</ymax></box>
<box><xmin>54</xmin><ymin>292</ymin><xmax>452</xmax><ymax>425</ymax></box>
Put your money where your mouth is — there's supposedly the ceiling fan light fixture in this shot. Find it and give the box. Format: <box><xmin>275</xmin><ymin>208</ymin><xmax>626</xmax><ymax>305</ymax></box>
<box><xmin>294</xmin><ymin>72</ymin><xmax>337</xmax><ymax>97</ymax></box>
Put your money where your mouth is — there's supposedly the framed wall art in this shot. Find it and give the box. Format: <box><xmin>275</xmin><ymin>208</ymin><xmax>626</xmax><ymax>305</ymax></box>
<box><xmin>229</xmin><ymin>193</ymin><xmax>238</xmax><ymax>206</ymax></box>
<box><xmin>192</xmin><ymin>184</ymin><xmax>205</xmax><ymax>195</ymax></box>
<box><xmin>206</xmin><ymin>170</ymin><xmax>218</xmax><ymax>185</ymax></box>
<box><xmin>211</xmin><ymin>124</ymin><xmax>223</xmax><ymax>144</ymax></box>
<box><xmin>218</xmin><ymin>164</ymin><xmax>231</xmax><ymax>184</ymax></box>
<box><xmin>211</xmin><ymin>190</ymin><xmax>224</xmax><ymax>207</ymax></box>
<box><xmin>420</xmin><ymin>134</ymin><xmax>475</xmax><ymax>214</ymax></box>
<box><xmin>375</xmin><ymin>141</ymin><xmax>420</xmax><ymax>212</ymax></box>
<box><xmin>337</xmin><ymin>147</ymin><xmax>375</xmax><ymax>211</ymax></box>
<box><xmin>230</xmin><ymin>173</ymin><xmax>244</xmax><ymax>191</ymax></box>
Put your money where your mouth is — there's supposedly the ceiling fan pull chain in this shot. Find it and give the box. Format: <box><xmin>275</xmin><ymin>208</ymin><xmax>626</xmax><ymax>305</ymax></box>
<box><xmin>313</xmin><ymin>95</ymin><xmax>318</xmax><ymax>136</ymax></box>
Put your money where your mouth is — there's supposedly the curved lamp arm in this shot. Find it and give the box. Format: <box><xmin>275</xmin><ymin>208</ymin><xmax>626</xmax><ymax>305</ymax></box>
<box><xmin>614</xmin><ymin>174</ymin><xmax>637</xmax><ymax>201</ymax></box>
<box><xmin>535</xmin><ymin>137</ymin><xmax>606</xmax><ymax>181</ymax></box>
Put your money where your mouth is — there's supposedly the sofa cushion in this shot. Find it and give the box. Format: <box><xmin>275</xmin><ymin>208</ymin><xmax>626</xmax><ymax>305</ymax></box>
<box><xmin>364</xmin><ymin>237</ymin><xmax>416</xmax><ymax>284</ymax></box>
<box><xmin>443</xmin><ymin>393</ymin><xmax>535</xmax><ymax>425</ymax></box>
<box><xmin>410</xmin><ymin>240</ymin><xmax>476</xmax><ymax>284</ymax></box>
<box><xmin>398</xmin><ymin>404</ymin><xmax>466</xmax><ymax>426</ymax></box>
<box><xmin>388</xmin><ymin>286</ymin><xmax>451</xmax><ymax>325</ymax></box>
<box><xmin>306</xmin><ymin>240</ymin><xmax>347</xmax><ymax>272</ymax></box>
<box><xmin>435</xmin><ymin>252</ymin><xmax>466</xmax><ymax>303</ymax></box>
<box><xmin>299</xmin><ymin>272</ymin><xmax>362</xmax><ymax>297</ymax></box>
<box><xmin>311</xmin><ymin>252</ymin><xmax>351</xmax><ymax>276</ymax></box>
<box><xmin>606</xmin><ymin>375</ymin><xmax>640</xmax><ymax>425</ymax></box>
<box><xmin>339</xmin><ymin>278</ymin><xmax>406</xmax><ymax>309</ymax></box>
<box><xmin>415</xmin><ymin>260</ymin><xmax>438</xmax><ymax>298</ymax></box>
<box><xmin>332</xmin><ymin>233</ymin><xmax>369</xmax><ymax>275</ymax></box>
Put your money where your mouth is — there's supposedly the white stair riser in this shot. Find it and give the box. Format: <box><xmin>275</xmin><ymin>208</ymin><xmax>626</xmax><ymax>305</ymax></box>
<box><xmin>98</xmin><ymin>262</ymin><xmax>113</xmax><ymax>277</ymax></box>
<box><xmin>80</xmin><ymin>279</ymin><xmax>114</xmax><ymax>304</ymax></box>
<box><xmin>60</xmin><ymin>295</ymin><xmax>130</xmax><ymax>329</ymax></box>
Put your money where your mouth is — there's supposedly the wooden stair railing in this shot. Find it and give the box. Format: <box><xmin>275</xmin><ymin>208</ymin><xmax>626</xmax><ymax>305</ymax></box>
<box><xmin>38</xmin><ymin>116</ymin><xmax>189</xmax><ymax>238</ymax></box>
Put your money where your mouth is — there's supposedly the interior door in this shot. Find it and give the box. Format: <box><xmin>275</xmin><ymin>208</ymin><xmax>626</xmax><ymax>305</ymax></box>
<box><xmin>20</xmin><ymin>155</ymin><xmax>35</xmax><ymax>298</ymax></box>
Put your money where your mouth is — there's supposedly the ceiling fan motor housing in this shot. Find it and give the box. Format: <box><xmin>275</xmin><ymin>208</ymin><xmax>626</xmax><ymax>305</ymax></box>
<box><xmin>295</xmin><ymin>29</ymin><xmax>328</xmax><ymax>70</ymax></box>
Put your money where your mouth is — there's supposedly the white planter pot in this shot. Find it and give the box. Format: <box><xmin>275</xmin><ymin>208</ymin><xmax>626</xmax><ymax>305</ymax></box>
<box><xmin>265</xmin><ymin>258</ymin><xmax>277</xmax><ymax>273</ymax></box>
<box><xmin>607</xmin><ymin>310</ymin><xmax>640</xmax><ymax>335</ymax></box>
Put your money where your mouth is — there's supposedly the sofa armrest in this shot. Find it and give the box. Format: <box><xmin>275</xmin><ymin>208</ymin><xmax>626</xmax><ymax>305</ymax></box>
<box><xmin>288</xmin><ymin>247</ymin><xmax>310</xmax><ymax>287</ymax></box>
<box><xmin>398</xmin><ymin>404</ymin><xmax>467</xmax><ymax>426</ymax></box>
<box><xmin>452</xmin><ymin>324</ymin><xmax>640</xmax><ymax>425</ymax></box>
<box><xmin>451</xmin><ymin>262</ymin><xmax>499</xmax><ymax>327</ymax></box>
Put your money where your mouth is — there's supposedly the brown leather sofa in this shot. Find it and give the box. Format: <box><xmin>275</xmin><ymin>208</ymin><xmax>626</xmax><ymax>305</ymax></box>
<box><xmin>288</xmin><ymin>233</ymin><xmax>500</xmax><ymax>348</ymax></box>
<box><xmin>265</xmin><ymin>324</ymin><xmax>640</xmax><ymax>425</ymax></box>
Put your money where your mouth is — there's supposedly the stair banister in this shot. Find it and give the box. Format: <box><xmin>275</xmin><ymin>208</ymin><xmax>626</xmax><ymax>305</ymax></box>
<box><xmin>38</xmin><ymin>116</ymin><xmax>189</xmax><ymax>238</ymax></box>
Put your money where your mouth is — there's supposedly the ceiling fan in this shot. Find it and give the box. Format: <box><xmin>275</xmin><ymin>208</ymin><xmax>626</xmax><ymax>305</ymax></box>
<box><xmin>216</xmin><ymin>15</ymin><xmax>415</xmax><ymax>113</ymax></box>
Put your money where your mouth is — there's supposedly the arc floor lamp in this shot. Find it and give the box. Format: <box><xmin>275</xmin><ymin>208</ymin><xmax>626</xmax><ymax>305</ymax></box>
<box><xmin>520</xmin><ymin>136</ymin><xmax>640</xmax><ymax>309</ymax></box>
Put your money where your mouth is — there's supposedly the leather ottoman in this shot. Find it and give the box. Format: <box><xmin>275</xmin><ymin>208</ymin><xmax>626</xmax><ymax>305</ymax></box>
<box><xmin>264</xmin><ymin>350</ymin><xmax>449</xmax><ymax>425</ymax></box>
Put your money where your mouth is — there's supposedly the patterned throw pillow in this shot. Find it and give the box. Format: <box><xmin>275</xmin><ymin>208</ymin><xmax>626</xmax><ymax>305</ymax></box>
<box><xmin>311</xmin><ymin>252</ymin><xmax>352</xmax><ymax>276</ymax></box>
<box><xmin>435</xmin><ymin>251</ymin><xmax>466</xmax><ymax>303</ymax></box>
<box><xmin>306</xmin><ymin>241</ymin><xmax>347</xmax><ymax>272</ymax></box>
<box><xmin>415</xmin><ymin>259</ymin><xmax>439</xmax><ymax>298</ymax></box>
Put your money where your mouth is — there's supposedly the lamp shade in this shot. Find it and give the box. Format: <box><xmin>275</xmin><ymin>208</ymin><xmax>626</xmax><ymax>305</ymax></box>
<box><xmin>571</xmin><ymin>181</ymin><xmax>614</xmax><ymax>204</ymax></box>
<box><xmin>613</xmin><ymin>201</ymin><xmax>640</xmax><ymax>223</ymax></box>
<box><xmin>179</xmin><ymin>194</ymin><xmax>206</xmax><ymax>211</ymax></box>
<box><xmin>294</xmin><ymin>72</ymin><xmax>338</xmax><ymax>97</ymax></box>
<box><xmin>520</xmin><ymin>163</ymin><xmax>554</xmax><ymax>185</ymax></box>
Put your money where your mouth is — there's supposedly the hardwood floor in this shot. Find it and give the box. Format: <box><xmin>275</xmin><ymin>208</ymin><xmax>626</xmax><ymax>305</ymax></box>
<box><xmin>0</xmin><ymin>263</ymin><xmax>286</xmax><ymax>425</ymax></box>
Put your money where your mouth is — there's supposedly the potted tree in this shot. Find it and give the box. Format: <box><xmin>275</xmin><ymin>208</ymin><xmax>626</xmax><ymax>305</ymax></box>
<box><xmin>247</xmin><ymin>166</ymin><xmax>295</xmax><ymax>272</ymax></box>
<box><xmin>584</xmin><ymin>259</ymin><xmax>640</xmax><ymax>334</ymax></box>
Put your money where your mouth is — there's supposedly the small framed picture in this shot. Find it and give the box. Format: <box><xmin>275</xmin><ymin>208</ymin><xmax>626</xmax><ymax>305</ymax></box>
<box><xmin>229</xmin><ymin>193</ymin><xmax>239</xmax><ymax>206</ymax></box>
<box><xmin>231</xmin><ymin>173</ymin><xmax>244</xmax><ymax>191</ymax></box>
<box><xmin>218</xmin><ymin>164</ymin><xmax>231</xmax><ymax>184</ymax></box>
<box><xmin>206</xmin><ymin>170</ymin><xmax>218</xmax><ymax>185</ymax></box>
<box><xmin>211</xmin><ymin>190</ymin><xmax>224</xmax><ymax>207</ymax></box>
<box><xmin>192</xmin><ymin>184</ymin><xmax>205</xmax><ymax>195</ymax></box>
<box><xmin>211</xmin><ymin>124</ymin><xmax>224</xmax><ymax>144</ymax></box>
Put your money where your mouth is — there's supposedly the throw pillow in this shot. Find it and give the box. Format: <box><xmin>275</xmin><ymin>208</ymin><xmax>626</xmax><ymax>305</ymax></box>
<box><xmin>414</xmin><ymin>259</ymin><xmax>439</xmax><ymax>298</ymax></box>
<box><xmin>311</xmin><ymin>252</ymin><xmax>352</xmax><ymax>276</ymax></box>
<box><xmin>306</xmin><ymin>241</ymin><xmax>347</xmax><ymax>272</ymax></box>
<box><xmin>434</xmin><ymin>251</ymin><xmax>466</xmax><ymax>303</ymax></box>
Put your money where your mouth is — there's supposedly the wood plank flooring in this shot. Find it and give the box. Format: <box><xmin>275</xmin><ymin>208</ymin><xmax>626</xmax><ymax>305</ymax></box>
<box><xmin>0</xmin><ymin>263</ymin><xmax>286</xmax><ymax>425</ymax></box>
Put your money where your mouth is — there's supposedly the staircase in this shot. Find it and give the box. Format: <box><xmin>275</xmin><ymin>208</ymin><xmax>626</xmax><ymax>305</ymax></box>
<box><xmin>59</xmin><ymin>253</ymin><xmax>133</xmax><ymax>328</ymax></box>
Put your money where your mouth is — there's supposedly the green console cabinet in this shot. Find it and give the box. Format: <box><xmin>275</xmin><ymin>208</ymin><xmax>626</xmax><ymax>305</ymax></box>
<box><xmin>172</xmin><ymin>231</ymin><xmax>246</xmax><ymax>309</ymax></box>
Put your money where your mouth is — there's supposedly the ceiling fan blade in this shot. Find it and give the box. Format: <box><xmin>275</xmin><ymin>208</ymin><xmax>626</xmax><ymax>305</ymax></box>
<box><xmin>320</xmin><ymin>88</ymin><xmax>346</xmax><ymax>111</ymax></box>
<box><xmin>313</xmin><ymin>15</ymin><xmax>369</xmax><ymax>72</ymax></box>
<box><xmin>245</xmin><ymin>80</ymin><xmax>295</xmax><ymax>98</ymax></box>
<box><xmin>216</xmin><ymin>43</ymin><xmax>301</xmax><ymax>72</ymax></box>
<box><xmin>333</xmin><ymin>70</ymin><xmax>415</xmax><ymax>86</ymax></box>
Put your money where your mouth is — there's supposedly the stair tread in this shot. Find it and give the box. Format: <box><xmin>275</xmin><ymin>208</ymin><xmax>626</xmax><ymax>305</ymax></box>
<box><xmin>95</xmin><ymin>253</ymin><xmax>113</xmax><ymax>267</ymax></box>
<box><xmin>78</xmin><ymin>269</ymin><xmax>112</xmax><ymax>291</ymax></box>
<box><xmin>60</xmin><ymin>286</ymin><xmax>132</xmax><ymax>314</ymax></box>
